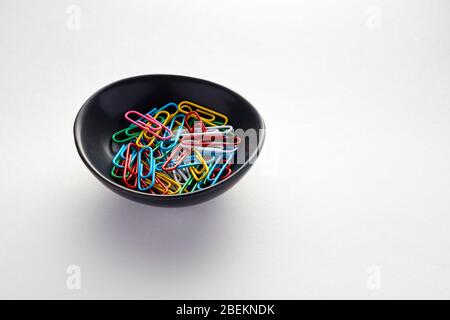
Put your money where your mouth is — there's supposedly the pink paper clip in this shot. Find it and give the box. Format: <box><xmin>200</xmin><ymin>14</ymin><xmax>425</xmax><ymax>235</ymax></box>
<box><xmin>125</xmin><ymin>110</ymin><xmax>172</xmax><ymax>140</ymax></box>
<box><xmin>162</xmin><ymin>143</ymin><xmax>192</xmax><ymax>171</ymax></box>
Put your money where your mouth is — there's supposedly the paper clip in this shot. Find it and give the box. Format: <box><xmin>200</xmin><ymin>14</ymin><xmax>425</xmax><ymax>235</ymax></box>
<box><xmin>111</xmin><ymin>160</ymin><xmax>125</xmax><ymax>179</ymax></box>
<box><xmin>172</xmin><ymin>168</ymin><xmax>190</xmax><ymax>184</ymax></box>
<box><xmin>160</xmin><ymin>114</ymin><xmax>186</xmax><ymax>152</ymax></box>
<box><xmin>143</xmin><ymin>110</ymin><xmax>172</xmax><ymax>141</ymax></box>
<box><xmin>205</xmin><ymin>152</ymin><xmax>235</xmax><ymax>185</ymax></box>
<box><xmin>156</xmin><ymin>153</ymin><xmax>214</xmax><ymax>171</ymax></box>
<box><xmin>110</xmin><ymin>101</ymin><xmax>237</xmax><ymax>194</ymax></box>
<box><xmin>178</xmin><ymin>101</ymin><xmax>228</xmax><ymax>126</ymax></box>
<box><xmin>153</xmin><ymin>172</ymin><xmax>182</xmax><ymax>194</ymax></box>
<box><xmin>112</xmin><ymin>126</ymin><xmax>141</xmax><ymax>144</ymax></box>
<box><xmin>137</xmin><ymin>146</ymin><xmax>156</xmax><ymax>191</ymax></box>
<box><xmin>188</xmin><ymin>149</ymin><xmax>209</xmax><ymax>181</ymax></box>
<box><xmin>184</xmin><ymin>111</ymin><xmax>207</xmax><ymax>133</ymax></box>
<box><xmin>125</xmin><ymin>110</ymin><xmax>172</xmax><ymax>140</ymax></box>
<box><xmin>123</xmin><ymin>143</ymin><xmax>139</xmax><ymax>188</ymax></box>
<box><xmin>112</xmin><ymin>144</ymin><xmax>128</xmax><ymax>168</ymax></box>
<box><xmin>149</xmin><ymin>102</ymin><xmax>178</xmax><ymax>118</ymax></box>
<box><xmin>162</xmin><ymin>143</ymin><xmax>192</xmax><ymax>171</ymax></box>
<box><xmin>111</xmin><ymin>108</ymin><xmax>158</xmax><ymax>143</ymax></box>
<box><xmin>178</xmin><ymin>175</ymin><xmax>196</xmax><ymax>194</ymax></box>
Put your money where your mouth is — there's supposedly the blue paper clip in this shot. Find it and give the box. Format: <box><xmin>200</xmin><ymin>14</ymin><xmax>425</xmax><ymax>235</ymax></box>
<box><xmin>160</xmin><ymin>113</ymin><xmax>186</xmax><ymax>152</ymax></box>
<box><xmin>112</xmin><ymin>144</ymin><xmax>137</xmax><ymax>168</ymax></box>
<box><xmin>137</xmin><ymin>146</ymin><xmax>156</xmax><ymax>191</ymax></box>
<box><xmin>205</xmin><ymin>152</ymin><xmax>235</xmax><ymax>185</ymax></box>
<box><xmin>149</xmin><ymin>102</ymin><xmax>178</xmax><ymax>116</ymax></box>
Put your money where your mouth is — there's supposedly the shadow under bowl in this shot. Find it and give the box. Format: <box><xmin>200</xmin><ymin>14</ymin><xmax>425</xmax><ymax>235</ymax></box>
<box><xmin>74</xmin><ymin>74</ymin><xmax>265</xmax><ymax>207</ymax></box>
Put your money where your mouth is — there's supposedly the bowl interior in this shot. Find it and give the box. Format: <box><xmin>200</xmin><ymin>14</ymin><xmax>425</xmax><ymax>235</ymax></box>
<box><xmin>75</xmin><ymin>75</ymin><xmax>264</xmax><ymax>198</ymax></box>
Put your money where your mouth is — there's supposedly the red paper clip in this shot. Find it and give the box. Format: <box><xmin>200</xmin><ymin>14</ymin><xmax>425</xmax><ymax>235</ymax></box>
<box><xmin>184</xmin><ymin>111</ymin><xmax>207</xmax><ymax>133</ymax></box>
<box><xmin>123</xmin><ymin>143</ymin><xmax>138</xmax><ymax>188</ymax></box>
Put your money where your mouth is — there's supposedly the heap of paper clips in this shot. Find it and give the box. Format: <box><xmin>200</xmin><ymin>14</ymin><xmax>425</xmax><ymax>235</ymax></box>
<box><xmin>110</xmin><ymin>101</ymin><xmax>241</xmax><ymax>194</ymax></box>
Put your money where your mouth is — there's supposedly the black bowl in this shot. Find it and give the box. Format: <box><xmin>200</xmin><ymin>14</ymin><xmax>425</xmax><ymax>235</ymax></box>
<box><xmin>74</xmin><ymin>74</ymin><xmax>265</xmax><ymax>207</ymax></box>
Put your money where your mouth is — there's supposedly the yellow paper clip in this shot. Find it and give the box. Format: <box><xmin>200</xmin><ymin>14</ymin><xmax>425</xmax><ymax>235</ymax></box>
<box><xmin>154</xmin><ymin>171</ymin><xmax>182</xmax><ymax>194</ymax></box>
<box><xmin>178</xmin><ymin>101</ymin><xmax>228</xmax><ymax>126</ymax></box>
<box><xmin>189</xmin><ymin>149</ymin><xmax>209</xmax><ymax>181</ymax></box>
<box><xmin>137</xmin><ymin>110</ymin><xmax>172</xmax><ymax>148</ymax></box>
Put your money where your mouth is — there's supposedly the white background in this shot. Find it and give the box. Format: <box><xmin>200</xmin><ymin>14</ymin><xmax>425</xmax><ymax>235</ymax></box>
<box><xmin>0</xmin><ymin>0</ymin><xmax>449</xmax><ymax>299</ymax></box>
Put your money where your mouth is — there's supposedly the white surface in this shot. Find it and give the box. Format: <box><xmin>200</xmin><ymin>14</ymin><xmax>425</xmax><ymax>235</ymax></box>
<box><xmin>0</xmin><ymin>0</ymin><xmax>449</xmax><ymax>299</ymax></box>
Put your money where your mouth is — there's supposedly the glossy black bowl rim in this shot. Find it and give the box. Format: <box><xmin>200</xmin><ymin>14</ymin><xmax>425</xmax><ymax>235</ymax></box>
<box><xmin>73</xmin><ymin>74</ymin><xmax>266</xmax><ymax>198</ymax></box>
